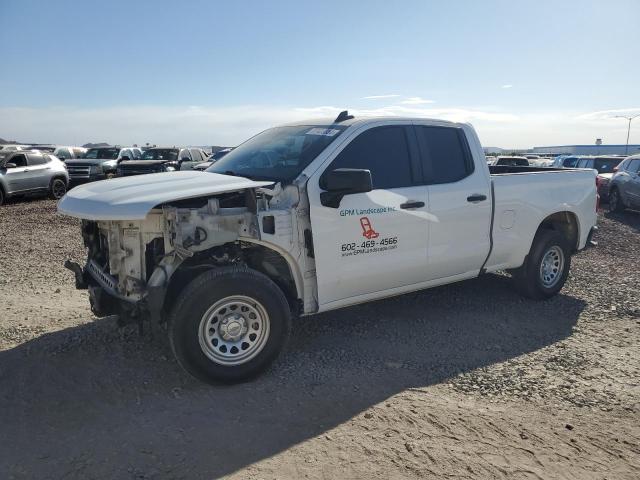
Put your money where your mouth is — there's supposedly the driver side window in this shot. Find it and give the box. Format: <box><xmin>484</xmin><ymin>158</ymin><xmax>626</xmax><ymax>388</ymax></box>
<box><xmin>10</xmin><ymin>154</ymin><xmax>27</xmax><ymax>167</ymax></box>
<box><xmin>325</xmin><ymin>126</ymin><xmax>414</xmax><ymax>190</ymax></box>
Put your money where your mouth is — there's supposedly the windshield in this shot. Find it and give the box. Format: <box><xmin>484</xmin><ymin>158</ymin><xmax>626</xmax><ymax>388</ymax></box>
<box><xmin>206</xmin><ymin>125</ymin><xmax>347</xmax><ymax>182</ymax></box>
<box><xmin>594</xmin><ymin>158</ymin><xmax>622</xmax><ymax>174</ymax></box>
<box><xmin>85</xmin><ymin>148</ymin><xmax>119</xmax><ymax>159</ymax></box>
<box><xmin>141</xmin><ymin>149</ymin><xmax>178</xmax><ymax>160</ymax></box>
<box><xmin>562</xmin><ymin>157</ymin><xmax>579</xmax><ymax>167</ymax></box>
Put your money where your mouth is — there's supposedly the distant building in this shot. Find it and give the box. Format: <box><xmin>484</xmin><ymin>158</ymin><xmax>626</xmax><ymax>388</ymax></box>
<box><xmin>531</xmin><ymin>144</ymin><xmax>640</xmax><ymax>156</ymax></box>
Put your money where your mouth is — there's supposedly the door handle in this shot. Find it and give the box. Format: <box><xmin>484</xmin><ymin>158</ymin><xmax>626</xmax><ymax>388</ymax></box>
<box><xmin>23</xmin><ymin>169</ymin><xmax>30</xmax><ymax>172</ymax></box>
<box><xmin>467</xmin><ymin>194</ymin><xmax>487</xmax><ymax>203</ymax></box>
<box><xmin>400</xmin><ymin>201</ymin><xmax>425</xmax><ymax>209</ymax></box>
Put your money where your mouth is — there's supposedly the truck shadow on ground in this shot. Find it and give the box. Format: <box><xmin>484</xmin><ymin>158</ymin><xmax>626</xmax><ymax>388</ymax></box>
<box><xmin>0</xmin><ymin>273</ymin><xmax>585</xmax><ymax>479</ymax></box>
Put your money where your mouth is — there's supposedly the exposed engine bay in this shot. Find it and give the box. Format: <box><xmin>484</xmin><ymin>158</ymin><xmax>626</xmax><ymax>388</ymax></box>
<box><xmin>66</xmin><ymin>184</ymin><xmax>317</xmax><ymax>330</ymax></box>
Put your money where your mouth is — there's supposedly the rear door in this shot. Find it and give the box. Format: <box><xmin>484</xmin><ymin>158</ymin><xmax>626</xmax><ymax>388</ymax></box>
<box><xmin>414</xmin><ymin>124</ymin><xmax>492</xmax><ymax>280</ymax></box>
<box><xmin>308</xmin><ymin>123</ymin><xmax>429</xmax><ymax>308</ymax></box>
<box><xmin>26</xmin><ymin>153</ymin><xmax>51</xmax><ymax>190</ymax></box>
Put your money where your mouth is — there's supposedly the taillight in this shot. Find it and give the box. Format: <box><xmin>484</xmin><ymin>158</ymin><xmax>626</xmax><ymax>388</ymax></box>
<box><xmin>595</xmin><ymin>177</ymin><xmax>600</xmax><ymax>211</ymax></box>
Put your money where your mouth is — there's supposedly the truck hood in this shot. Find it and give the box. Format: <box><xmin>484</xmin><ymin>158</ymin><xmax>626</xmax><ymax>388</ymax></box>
<box><xmin>58</xmin><ymin>171</ymin><xmax>273</xmax><ymax>220</ymax></box>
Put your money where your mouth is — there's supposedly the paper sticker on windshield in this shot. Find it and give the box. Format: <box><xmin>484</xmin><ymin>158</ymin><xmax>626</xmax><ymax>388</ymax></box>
<box><xmin>306</xmin><ymin>128</ymin><xmax>340</xmax><ymax>137</ymax></box>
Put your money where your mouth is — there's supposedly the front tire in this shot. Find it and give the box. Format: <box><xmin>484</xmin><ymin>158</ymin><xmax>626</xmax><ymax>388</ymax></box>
<box><xmin>513</xmin><ymin>230</ymin><xmax>571</xmax><ymax>300</ymax></box>
<box><xmin>168</xmin><ymin>267</ymin><xmax>291</xmax><ymax>384</ymax></box>
<box><xmin>608</xmin><ymin>188</ymin><xmax>625</xmax><ymax>213</ymax></box>
<box><xmin>49</xmin><ymin>177</ymin><xmax>67</xmax><ymax>200</ymax></box>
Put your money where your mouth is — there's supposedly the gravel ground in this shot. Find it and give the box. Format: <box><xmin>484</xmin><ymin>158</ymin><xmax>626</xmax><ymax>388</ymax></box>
<box><xmin>0</xmin><ymin>198</ymin><xmax>639</xmax><ymax>479</ymax></box>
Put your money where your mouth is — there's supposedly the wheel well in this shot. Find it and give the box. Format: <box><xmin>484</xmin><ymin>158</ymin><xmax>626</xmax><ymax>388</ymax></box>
<box><xmin>51</xmin><ymin>175</ymin><xmax>68</xmax><ymax>186</ymax></box>
<box><xmin>161</xmin><ymin>243</ymin><xmax>300</xmax><ymax>319</ymax></box>
<box><xmin>536</xmin><ymin>211</ymin><xmax>579</xmax><ymax>251</ymax></box>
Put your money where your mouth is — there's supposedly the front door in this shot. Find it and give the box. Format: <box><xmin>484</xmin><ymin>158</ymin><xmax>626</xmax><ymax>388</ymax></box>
<box><xmin>308</xmin><ymin>124</ymin><xmax>429</xmax><ymax>308</ymax></box>
<box><xmin>3</xmin><ymin>154</ymin><xmax>32</xmax><ymax>192</ymax></box>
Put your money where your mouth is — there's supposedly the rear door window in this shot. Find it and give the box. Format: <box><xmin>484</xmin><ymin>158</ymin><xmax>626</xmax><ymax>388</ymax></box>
<box><xmin>325</xmin><ymin>125</ymin><xmax>414</xmax><ymax>190</ymax></box>
<box><xmin>27</xmin><ymin>154</ymin><xmax>47</xmax><ymax>165</ymax></box>
<box><xmin>628</xmin><ymin>159</ymin><xmax>640</xmax><ymax>173</ymax></box>
<box><xmin>415</xmin><ymin>126</ymin><xmax>473</xmax><ymax>184</ymax></box>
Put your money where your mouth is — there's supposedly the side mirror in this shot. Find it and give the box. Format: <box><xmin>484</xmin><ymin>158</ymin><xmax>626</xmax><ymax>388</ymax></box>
<box><xmin>320</xmin><ymin>168</ymin><xmax>372</xmax><ymax>208</ymax></box>
<box><xmin>4</xmin><ymin>162</ymin><xmax>17</xmax><ymax>169</ymax></box>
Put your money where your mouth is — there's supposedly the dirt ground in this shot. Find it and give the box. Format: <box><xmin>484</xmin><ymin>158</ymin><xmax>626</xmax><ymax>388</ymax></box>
<box><xmin>1</xmin><ymin>198</ymin><xmax>639</xmax><ymax>480</ymax></box>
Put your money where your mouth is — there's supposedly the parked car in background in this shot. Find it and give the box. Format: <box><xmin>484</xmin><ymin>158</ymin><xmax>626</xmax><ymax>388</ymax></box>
<box><xmin>65</xmin><ymin>146</ymin><xmax>141</xmax><ymax>183</ymax></box>
<box><xmin>116</xmin><ymin>147</ymin><xmax>208</xmax><ymax>176</ymax></box>
<box><xmin>54</xmin><ymin>146</ymin><xmax>87</xmax><ymax>161</ymax></box>
<box><xmin>192</xmin><ymin>147</ymin><xmax>233</xmax><ymax>171</ymax></box>
<box><xmin>0</xmin><ymin>150</ymin><xmax>69</xmax><ymax>205</ymax></box>
<box><xmin>0</xmin><ymin>144</ymin><xmax>29</xmax><ymax>160</ymax></box>
<box><xmin>493</xmin><ymin>156</ymin><xmax>530</xmax><ymax>166</ymax></box>
<box><xmin>608</xmin><ymin>154</ymin><xmax>640</xmax><ymax>212</ymax></box>
<box><xmin>576</xmin><ymin>156</ymin><xmax>623</xmax><ymax>201</ymax></box>
<box><xmin>27</xmin><ymin>144</ymin><xmax>57</xmax><ymax>153</ymax></box>
<box><xmin>553</xmin><ymin>155</ymin><xmax>583</xmax><ymax>168</ymax></box>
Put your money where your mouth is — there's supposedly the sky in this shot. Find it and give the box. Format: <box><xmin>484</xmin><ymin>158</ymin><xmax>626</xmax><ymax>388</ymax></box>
<box><xmin>1</xmin><ymin>0</ymin><xmax>639</xmax><ymax>148</ymax></box>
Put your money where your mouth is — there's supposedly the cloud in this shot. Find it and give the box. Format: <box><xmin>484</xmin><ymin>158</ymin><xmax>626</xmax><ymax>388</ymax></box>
<box><xmin>400</xmin><ymin>96</ymin><xmax>435</xmax><ymax>105</ymax></box>
<box><xmin>576</xmin><ymin>107</ymin><xmax>640</xmax><ymax>121</ymax></box>
<box><xmin>501</xmin><ymin>84</ymin><xmax>513</xmax><ymax>89</ymax></box>
<box><xmin>361</xmin><ymin>94</ymin><xmax>401</xmax><ymax>100</ymax></box>
<box><xmin>0</xmin><ymin>104</ymin><xmax>637</xmax><ymax>149</ymax></box>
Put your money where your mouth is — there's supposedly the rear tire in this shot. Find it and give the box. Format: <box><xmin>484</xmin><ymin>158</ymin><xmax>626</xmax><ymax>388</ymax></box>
<box><xmin>608</xmin><ymin>188</ymin><xmax>625</xmax><ymax>213</ymax></box>
<box><xmin>0</xmin><ymin>187</ymin><xmax>4</xmax><ymax>206</ymax></box>
<box><xmin>49</xmin><ymin>177</ymin><xmax>67</xmax><ymax>200</ymax></box>
<box><xmin>168</xmin><ymin>267</ymin><xmax>291</xmax><ymax>384</ymax></box>
<box><xmin>513</xmin><ymin>230</ymin><xmax>571</xmax><ymax>300</ymax></box>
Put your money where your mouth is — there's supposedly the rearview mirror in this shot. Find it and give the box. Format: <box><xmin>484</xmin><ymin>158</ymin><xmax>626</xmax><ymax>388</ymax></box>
<box><xmin>320</xmin><ymin>168</ymin><xmax>372</xmax><ymax>208</ymax></box>
<box><xmin>4</xmin><ymin>162</ymin><xmax>17</xmax><ymax>169</ymax></box>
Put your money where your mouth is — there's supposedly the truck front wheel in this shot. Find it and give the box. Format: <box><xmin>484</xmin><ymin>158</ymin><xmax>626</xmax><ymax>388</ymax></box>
<box><xmin>168</xmin><ymin>267</ymin><xmax>291</xmax><ymax>384</ymax></box>
<box><xmin>513</xmin><ymin>230</ymin><xmax>571</xmax><ymax>300</ymax></box>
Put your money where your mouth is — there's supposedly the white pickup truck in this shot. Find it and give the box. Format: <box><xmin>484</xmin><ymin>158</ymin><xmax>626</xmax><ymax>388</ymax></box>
<box><xmin>59</xmin><ymin>113</ymin><xmax>598</xmax><ymax>383</ymax></box>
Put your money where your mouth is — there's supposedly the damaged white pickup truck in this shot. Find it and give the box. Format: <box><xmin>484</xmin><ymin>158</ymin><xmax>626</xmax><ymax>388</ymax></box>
<box><xmin>59</xmin><ymin>112</ymin><xmax>598</xmax><ymax>383</ymax></box>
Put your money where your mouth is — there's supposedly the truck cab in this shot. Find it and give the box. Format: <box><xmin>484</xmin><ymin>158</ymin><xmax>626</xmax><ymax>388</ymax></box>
<box><xmin>59</xmin><ymin>113</ymin><xmax>597</xmax><ymax>384</ymax></box>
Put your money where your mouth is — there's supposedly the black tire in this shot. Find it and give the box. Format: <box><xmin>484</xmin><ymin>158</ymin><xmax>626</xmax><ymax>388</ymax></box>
<box><xmin>168</xmin><ymin>266</ymin><xmax>291</xmax><ymax>384</ymax></box>
<box><xmin>49</xmin><ymin>177</ymin><xmax>67</xmax><ymax>200</ymax></box>
<box><xmin>608</xmin><ymin>187</ymin><xmax>625</xmax><ymax>213</ymax></box>
<box><xmin>0</xmin><ymin>187</ymin><xmax>4</xmax><ymax>206</ymax></box>
<box><xmin>512</xmin><ymin>229</ymin><xmax>571</xmax><ymax>300</ymax></box>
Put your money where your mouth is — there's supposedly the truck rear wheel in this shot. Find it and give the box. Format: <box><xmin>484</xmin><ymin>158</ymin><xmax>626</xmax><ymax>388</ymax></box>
<box><xmin>168</xmin><ymin>267</ymin><xmax>291</xmax><ymax>384</ymax></box>
<box><xmin>513</xmin><ymin>229</ymin><xmax>571</xmax><ymax>300</ymax></box>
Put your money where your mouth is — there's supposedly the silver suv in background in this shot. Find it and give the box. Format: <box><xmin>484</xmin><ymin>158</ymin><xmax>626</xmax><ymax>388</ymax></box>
<box><xmin>0</xmin><ymin>150</ymin><xmax>69</xmax><ymax>205</ymax></box>
<box><xmin>609</xmin><ymin>154</ymin><xmax>640</xmax><ymax>212</ymax></box>
<box><xmin>65</xmin><ymin>146</ymin><xmax>142</xmax><ymax>183</ymax></box>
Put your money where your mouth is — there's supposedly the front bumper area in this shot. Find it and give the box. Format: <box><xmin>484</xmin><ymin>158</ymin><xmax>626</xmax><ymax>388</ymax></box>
<box><xmin>64</xmin><ymin>259</ymin><xmax>161</xmax><ymax>329</ymax></box>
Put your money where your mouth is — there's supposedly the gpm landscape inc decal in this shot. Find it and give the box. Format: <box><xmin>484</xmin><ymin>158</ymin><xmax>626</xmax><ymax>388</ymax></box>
<box><xmin>340</xmin><ymin>216</ymin><xmax>398</xmax><ymax>257</ymax></box>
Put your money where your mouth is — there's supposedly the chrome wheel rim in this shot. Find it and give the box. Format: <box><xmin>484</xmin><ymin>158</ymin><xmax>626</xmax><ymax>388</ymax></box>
<box><xmin>198</xmin><ymin>295</ymin><xmax>270</xmax><ymax>366</ymax></box>
<box><xmin>53</xmin><ymin>180</ymin><xmax>66</xmax><ymax>198</ymax></box>
<box><xmin>539</xmin><ymin>245</ymin><xmax>564</xmax><ymax>288</ymax></box>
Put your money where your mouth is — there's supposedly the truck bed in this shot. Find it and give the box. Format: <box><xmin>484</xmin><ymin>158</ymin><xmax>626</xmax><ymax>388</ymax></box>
<box><xmin>485</xmin><ymin>166</ymin><xmax>597</xmax><ymax>273</ymax></box>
